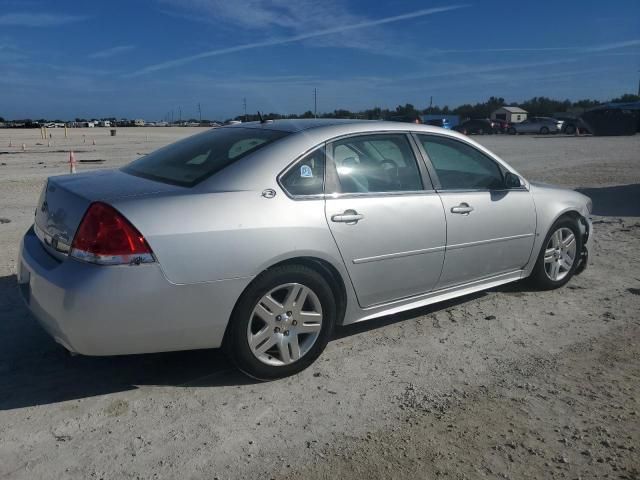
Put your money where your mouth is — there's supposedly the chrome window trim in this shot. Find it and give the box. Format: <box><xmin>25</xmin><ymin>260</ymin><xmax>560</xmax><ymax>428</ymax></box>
<box><xmin>325</xmin><ymin>189</ymin><xmax>438</xmax><ymax>200</ymax></box>
<box><xmin>277</xmin><ymin>129</ymin><xmax>529</xmax><ymax>201</ymax></box>
<box><xmin>436</xmin><ymin>187</ymin><xmax>530</xmax><ymax>194</ymax></box>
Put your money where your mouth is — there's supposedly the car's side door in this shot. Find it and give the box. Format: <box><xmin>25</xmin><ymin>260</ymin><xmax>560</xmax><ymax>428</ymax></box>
<box><xmin>324</xmin><ymin>133</ymin><xmax>446</xmax><ymax>308</ymax></box>
<box><xmin>414</xmin><ymin>134</ymin><xmax>536</xmax><ymax>289</ymax></box>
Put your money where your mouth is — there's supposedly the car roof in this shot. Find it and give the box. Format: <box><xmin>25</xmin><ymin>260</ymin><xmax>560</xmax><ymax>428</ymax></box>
<box><xmin>226</xmin><ymin>118</ymin><xmax>450</xmax><ymax>136</ymax></box>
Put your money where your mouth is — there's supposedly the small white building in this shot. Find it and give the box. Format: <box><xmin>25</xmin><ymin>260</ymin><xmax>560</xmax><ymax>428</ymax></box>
<box><xmin>491</xmin><ymin>106</ymin><xmax>528</xmax><ymax>123</ymax></box>
<box><xmin>98</xmin><ymin>120</ymin><xmax>111</xmax><ymax>127</ymax></box>
<box><xmin>134</xmin><ymin>119</ymin><xmax>145</xmax><ymax>126</ymax></box>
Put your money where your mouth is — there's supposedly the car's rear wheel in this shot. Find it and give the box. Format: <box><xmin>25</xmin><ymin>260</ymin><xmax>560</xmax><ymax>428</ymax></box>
<box><xmin>508</xmin><ymin>127</ymin><xmax>517</xmax><ymax>135</ymax></box>
<box><xmin>540</xmin><ymin>126</ymin><xmax>550</xmax><ymax>134</ymax></box>
<box><xmin>225</xmin><ymin>264</ymin><xmax>336</xmax><ymax>380</ymax></box>
<box><xmin>565</xmin><ymin>124</ymin><xmax>576</xmax><ymax>135</ymax></box>
<box><xmin>528</xmin><ymin>217</ymin><xmax>582</xmax><ymax>290</ymax></box>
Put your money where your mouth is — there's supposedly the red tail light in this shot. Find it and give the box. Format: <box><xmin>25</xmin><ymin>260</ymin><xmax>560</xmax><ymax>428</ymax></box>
<box><xmin>71</xmin><ymin>202</ymin><xmax>154</xmax><ymax>265</ymax></box>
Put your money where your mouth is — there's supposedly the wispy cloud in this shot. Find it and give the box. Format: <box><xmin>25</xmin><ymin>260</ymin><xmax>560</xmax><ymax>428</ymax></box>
<box><xmin>128</xmin><ymin>5</ymin><xmax>469</xmax><ymax>77</ymax></box>
<box><xmin>583</xmin><ymin>39</ymin><xmax>640</xmax><ymax>52</ymax></box>
<box><xmin>0</xmin><ymin>12</ymin><xmax>88</xmax><ymax>27</ymax></box>
<box><xmin>428</xmin><ymin>38</ymin><xmax>640</xmax><ymax>55</ymax></box>
<box><xmin>88</xmin><ymin>45</ymin><xmax>135</xmax><ymax>59</ymax></box>
<box><xmin>385</xmin><ymin>58</ymin><xmax>580</xmax><ymax>84</ymax></box>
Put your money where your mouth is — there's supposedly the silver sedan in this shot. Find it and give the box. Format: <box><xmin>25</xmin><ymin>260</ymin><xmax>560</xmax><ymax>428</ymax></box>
<box><xmin>18</xmin><ymin>120</ymin><xmax>592</xmax><ymax>379</ymax></box>
<box><xmin>509</xmin><ymin>116</ymin><xmax>564</xmax><ymax>135</ymax></box>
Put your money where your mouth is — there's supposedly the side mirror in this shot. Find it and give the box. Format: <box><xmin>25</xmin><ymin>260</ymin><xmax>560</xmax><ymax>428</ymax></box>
<box><xmin>504</xmin><ymin>172</ymin><xmax>522</xmax><ymax>189</ymax></box>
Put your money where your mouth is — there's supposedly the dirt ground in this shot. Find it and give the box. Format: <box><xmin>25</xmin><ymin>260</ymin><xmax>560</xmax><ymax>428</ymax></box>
<box><xmin>0</xmin><ymin>127</ymin><xmax>639</xmax><ymax>480</ymax></box>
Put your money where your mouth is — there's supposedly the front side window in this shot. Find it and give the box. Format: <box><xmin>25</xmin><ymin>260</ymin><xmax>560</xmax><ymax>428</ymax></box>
<box><xmin>123</xmin><ymin>127</ymin><xmax>289</xmax><ymax>187</ymax></box>
<box><xmin>280</xmin><ymin>148</ymin><xmax>325</xmax><ymax>196</ymax></box>
<box><xmin>418</xmin><ymin>135</ymin><xmax>504</xmax><ymax>190</ymax></box>
<box><xmin>330</xmin><ymin>134</ymin><xmax>423</xmax><ymax>194</ymax></box>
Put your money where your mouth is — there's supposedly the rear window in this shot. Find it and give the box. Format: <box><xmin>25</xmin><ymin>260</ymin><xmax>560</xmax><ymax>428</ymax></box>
<box><xmin>122</xmin><ymin>127</ymin><xmax>289</xmax><ymax>187</ymax></box>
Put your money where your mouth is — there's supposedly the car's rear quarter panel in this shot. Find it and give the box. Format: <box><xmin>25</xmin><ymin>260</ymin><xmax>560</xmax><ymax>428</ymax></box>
<box><xmin>113</xmin><ymin>190</ymin><xmax>344</xmax><ymax>285</ymax></box>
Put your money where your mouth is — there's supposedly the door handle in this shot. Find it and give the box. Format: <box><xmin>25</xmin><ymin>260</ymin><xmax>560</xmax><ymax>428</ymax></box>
<box><xmin>331</xmin><ymin>209</ymin><xmax>364</xmax><ymax>224</ymax></box>
<box><xmin>451</xmin><ymin>203</ymin><xmax>474</xmax><ymax>215</ymax></box>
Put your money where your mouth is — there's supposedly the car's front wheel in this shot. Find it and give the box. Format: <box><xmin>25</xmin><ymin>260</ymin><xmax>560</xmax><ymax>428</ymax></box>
<box><xmin>508</xmin><ymin>127</ymin><xmax>517</xmax><ymax>135</ymax></box>
<box><xmin>528</xmin><ymin>217</ymin><xmax>582</xmax><ymax>290</ymax></box>
<box><xmin>540</xmin><ymin>126</ymin><xmax>550</xmax><ymax>134</ymax></box>
<box><xmin>225</xmin><ymin>264</ymin><xmax>336</xmax><ymax>380</ymax></box>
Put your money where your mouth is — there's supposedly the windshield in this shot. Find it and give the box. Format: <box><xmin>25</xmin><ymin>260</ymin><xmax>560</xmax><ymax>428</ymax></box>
<box><xmin>122</xmin><ymin>127</ymin><xmax>289</xmax><ymax>187</ymax></box>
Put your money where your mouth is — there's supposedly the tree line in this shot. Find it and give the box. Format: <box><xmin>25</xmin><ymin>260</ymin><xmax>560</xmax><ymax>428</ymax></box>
<box><xmin>234</xmin><ymin>93</ymin><xmax>640</xmax><ymax>123</ymax></box>
<box><xmin>2</xmin><ymin>93</ymin><xmax>638</xmax><ymax>125</ymax></box>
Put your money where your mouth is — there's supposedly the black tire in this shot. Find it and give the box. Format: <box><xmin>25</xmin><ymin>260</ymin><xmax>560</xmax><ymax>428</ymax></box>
<box><xmin>565</xmin><ymin>125</ymin><xmax>576</xmax><ymax>135</ymax></box>
<box><xmin>478</xmin><ymin>128</ymin><xmax>485</xmax><ymax>135</ymax></box>
<box><xmin>508</xmin><ymin>127</ymin><xmax>517</xmax><ymax>135</ymax></box>
<box><xmin>224</xmin><ymin>264</ymin><xmax>336</xmax><ymax>380</ymax></box>
<box><xmin>528</xmin><ymin>217</ymin><xmax>583</xmax><ymax>290</ymax></box>
<box><xmin>540</xmin><ymin>126</ymin><xmax>549</xmax><ymax>135</ymax></box>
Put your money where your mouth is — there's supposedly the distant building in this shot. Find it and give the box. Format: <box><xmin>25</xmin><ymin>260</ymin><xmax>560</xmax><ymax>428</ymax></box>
<box><xmin>98</xmin><ymin>120</ymin><xmax>111</xmax><ymax>127</ymax></box>
<box><xmin>491</xmin><ymin>106</ymin><xmax>528</xmax><ymax>123</ymax></box>
<box><xmin>134</xmin><ymin>119</ymin><xmax>145</xmax><ymax>126</ymax></box>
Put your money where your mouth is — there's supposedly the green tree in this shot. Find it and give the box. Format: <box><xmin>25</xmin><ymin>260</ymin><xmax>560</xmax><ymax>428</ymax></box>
<box><xmin>610</xmin><ymin>93</ymin><xmax>640</xmax><ymax>103</ymax></box>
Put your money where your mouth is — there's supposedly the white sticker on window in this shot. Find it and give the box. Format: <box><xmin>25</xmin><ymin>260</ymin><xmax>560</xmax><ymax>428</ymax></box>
<box><xmin>300</xmin><ymin>165</ymin><xmax>313</xmax><ymax>178</ymax></box>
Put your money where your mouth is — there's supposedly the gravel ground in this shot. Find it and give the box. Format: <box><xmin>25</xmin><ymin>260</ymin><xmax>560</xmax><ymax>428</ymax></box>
<box><xmin>0</xmin><ymin>128</ymin><xmax>638</xmax><ymax>479</ymax></box>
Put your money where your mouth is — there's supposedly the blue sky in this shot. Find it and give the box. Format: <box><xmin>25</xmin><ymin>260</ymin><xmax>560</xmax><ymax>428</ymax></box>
<box><xmin>1</xmin><ymin>0</ymin><xmax>639</xmax><ymax>120</ymax></box>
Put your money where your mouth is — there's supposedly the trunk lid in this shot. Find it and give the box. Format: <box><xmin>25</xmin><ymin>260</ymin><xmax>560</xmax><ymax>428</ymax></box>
<box><xmin>34</xmin><ymin>169</ymin><xmax>183</xmax><ymax>260</ymax></box>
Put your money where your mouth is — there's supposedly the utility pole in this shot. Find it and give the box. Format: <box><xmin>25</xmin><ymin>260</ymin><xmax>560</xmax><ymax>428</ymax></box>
<box><xmin>198</xmin><ymin>103</ymin><xmax>202</xmax><ymax>123</ymax></box>
<box><xmin>243</xmin><ymin>97</ymin><xmax>247</xmax><ymax>122</ymax></box>
<box><xmin>179</xmin><ymin>106</ymin><xmax>182</xmax><ymax>123</ymax></box>
<box><xmin>314</xmin><ymin>88</ymin><xmax>317</xmax><ymax>118</ymax></box>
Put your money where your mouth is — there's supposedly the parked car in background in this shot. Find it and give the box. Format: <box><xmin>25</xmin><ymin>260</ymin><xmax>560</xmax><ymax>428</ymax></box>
<box><xmin>424</xmin><ymin>118</ymin><xmax>452</xmax><ymax>129</ymax></box>
<box><xmin>388</xmin><ymin>114</ymin><xmax>422</xmax><ymax>124</ymax></box>
<box><xmin>508</xmin><ymin>117</ymin><xmax>563</xmax><ymax>134</ymax></box>
<box><xmin>18</xmin><ymin>119</ymin><xmax>592</xmax><ymax>380</ymax></box>
<box><xmin>453</xmin><ymin>118</ymin><xmax>496</xmax><ymax>135</ymax></box>
<box><xmin>555</xmin><ymin>116</ymin><xmax>590</xmax><ymax>135</ymax></box>
<box><xmin>492</xmin><ymin>119</ymin><xmax>511</xmax><ymax>134</ymax></box>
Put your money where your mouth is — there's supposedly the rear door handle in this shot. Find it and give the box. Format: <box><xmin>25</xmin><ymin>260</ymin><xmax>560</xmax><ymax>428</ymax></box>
<box><xmin>331</xmin><ymin>209</ymin><xmax>364</xmax><ymax>224</ymax></box>
<box><xmin>451</xmin><ymin>203</ymin><xmax>474</xmax><ymax>215</ymax></box>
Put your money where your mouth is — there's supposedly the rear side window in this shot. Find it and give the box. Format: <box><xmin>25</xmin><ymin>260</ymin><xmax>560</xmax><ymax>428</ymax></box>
<box><xmin>123</xmin><ymin>127</ymin><xmax>289</xmax><ymax>187</ymax></box>
<box><xmin>330</xmin><ymin>134</ymin><xmax>423</xmax><ymax>194</ymax></box>
<box><xmin>280</xmin><ymin>148</ymin><xmax>325</xmax><ymax>197</ymax></box>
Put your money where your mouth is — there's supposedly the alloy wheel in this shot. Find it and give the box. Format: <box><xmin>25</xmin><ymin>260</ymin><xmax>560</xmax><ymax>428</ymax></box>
<box><xmin>543</xmin><ymin>227</ymin><xmax>577</xmax><ymax>281</ymax></box>
<box><xmin>247</xmin><ymin>283</ymin><xmax>323</xmax><ymax>366</ymax></box>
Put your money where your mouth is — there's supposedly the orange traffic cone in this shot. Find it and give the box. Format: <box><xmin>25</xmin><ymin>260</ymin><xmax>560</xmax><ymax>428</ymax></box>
<box><xmin>69</xmin><ymin>151</ymin><xmax>77</xmax><ymax>174</ymax></box>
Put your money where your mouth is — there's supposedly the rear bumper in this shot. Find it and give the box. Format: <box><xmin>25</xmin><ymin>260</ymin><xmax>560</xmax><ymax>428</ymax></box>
<box><xmin>18</xmin><ymin>227</ymin><xmax>249</xmax><ymax>355</ymax></box>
